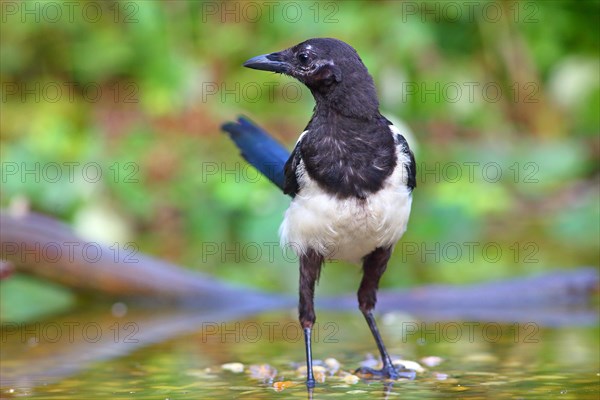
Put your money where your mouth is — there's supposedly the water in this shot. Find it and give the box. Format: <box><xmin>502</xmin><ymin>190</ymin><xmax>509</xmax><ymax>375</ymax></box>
<box><xmin>2</xmin><ymin>309</ymin><xmax>598</xmax><ymax>399</ymax></box>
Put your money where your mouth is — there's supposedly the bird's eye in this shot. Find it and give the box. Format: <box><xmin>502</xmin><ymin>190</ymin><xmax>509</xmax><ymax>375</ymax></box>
<box><xmin>297</xmin><ymin>53</ymin><xmax>309</xmax><ymax>64</ymax></box>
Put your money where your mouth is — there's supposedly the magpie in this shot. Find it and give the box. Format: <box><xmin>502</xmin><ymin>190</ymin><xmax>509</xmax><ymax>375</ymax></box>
<box><xmin>223</xmin><ymin>38</ymin><xmax>416</xmax><ymax>387</ymax></box>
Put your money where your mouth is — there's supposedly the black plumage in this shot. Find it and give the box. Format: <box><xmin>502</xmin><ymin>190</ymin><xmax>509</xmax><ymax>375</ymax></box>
<box><xmin>235</xmin><ymin>38</ymin><xmax>417</xmax><ymax>388</ymax></box>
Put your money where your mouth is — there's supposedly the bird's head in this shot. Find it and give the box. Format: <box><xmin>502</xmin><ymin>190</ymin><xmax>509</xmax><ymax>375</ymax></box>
<box><xmin>243</xmin><ymin>38</ymin><xmax>380</xmax><ymax>118</ymax></box>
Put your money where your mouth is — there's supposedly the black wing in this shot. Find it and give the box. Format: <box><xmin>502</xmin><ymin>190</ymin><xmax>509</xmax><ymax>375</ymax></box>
<box><xmin>384</xmin><ymin>118</ymin><xmax>416</xmax><ymax>191</ymax></box>
<box><xmin>283</xmin><ymin>138</ymin><xmax>304</xmax><ymax>197</ymax></box>
<box><xmin>396</xmin><ymin>133</ymin><xmax>417</xmax><ymax>191</ymax></box>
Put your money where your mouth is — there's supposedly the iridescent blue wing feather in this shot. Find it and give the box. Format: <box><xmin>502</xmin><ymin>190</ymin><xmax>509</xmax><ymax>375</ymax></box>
<box><xmin>221</xmin><ymin>116</ymin><xmax>289</xmax><ymax>191</ymax></box>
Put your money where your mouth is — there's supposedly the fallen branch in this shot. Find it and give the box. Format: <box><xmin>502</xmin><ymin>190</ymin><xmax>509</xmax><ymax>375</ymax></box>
<box><xmin>1</xmin><ymin>210</ymin><xmax>597</xmax><ymax>316</ymax></box>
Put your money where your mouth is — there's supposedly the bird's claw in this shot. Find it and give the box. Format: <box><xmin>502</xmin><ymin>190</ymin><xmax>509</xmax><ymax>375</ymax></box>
<box><xmin>354</xmin><ymin>365</ymin><xmax>416</xmax><ymax>380</ymax></box>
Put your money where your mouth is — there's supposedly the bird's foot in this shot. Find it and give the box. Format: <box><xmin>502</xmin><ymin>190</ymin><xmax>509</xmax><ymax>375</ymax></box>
<box><xmin>355</xmin><ymin>364</ymin><xmax>416</xmax><ymax>380</ymax></box>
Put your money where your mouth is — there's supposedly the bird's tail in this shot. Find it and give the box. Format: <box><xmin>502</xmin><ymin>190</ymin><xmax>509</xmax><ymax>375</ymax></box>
<box><xmin>221</xmin><ymin>116</ymin><xmax>289</xmax><ymax>191</ymax></box>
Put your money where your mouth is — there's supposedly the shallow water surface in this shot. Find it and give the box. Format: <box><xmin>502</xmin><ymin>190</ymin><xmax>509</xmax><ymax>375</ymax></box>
<box><xmin>2</xmin><ymin>310</ymin><xmax>599</xmax><ymax>399</ymax></box>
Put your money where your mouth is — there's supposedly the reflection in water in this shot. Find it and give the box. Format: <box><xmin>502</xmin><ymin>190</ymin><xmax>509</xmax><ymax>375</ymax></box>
<box><xmin>1</xmin><ymin>308</ymin><xmax>598</xmax><ymax>399</ymax></box>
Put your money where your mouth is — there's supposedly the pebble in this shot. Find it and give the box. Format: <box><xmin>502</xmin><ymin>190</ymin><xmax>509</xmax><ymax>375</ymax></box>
<box><xmin>248</xmin><ymin>364</ymin><xmax>277</xmax><ymax>380</ymax></box>
<box><xmin>434</xmin><ymin>372</ymin><xmax>449</xmax><ymax>380</ymax></box>
<box><xmin>325</xmin><ymin>357</ymin><xmax>341</xmax><ymax>373</ymax></box>
<box><xmin>221</xmin><ymin>362</ymin><xmax>244</xmax><ymax>373</ymax></box>
<box><xmin>359</xmin><ymin>354</ymin><xmax>380</xmax><ymax>369</ymax></box>
<box><xmin>272</xmin><ymin>381</ymin><xmax>295</xmax><ymax>391</ymax></box>
<box><xmin>394</xmin><ymin>359</ymin><xmax>425</xmax><ymax>373</ymax></box>
<box><xmin>421</xmin><ymin>356</ymin><xmax>444</xmax><ymax>367</ymax></box>
<box><xmin>296</xmin><ymin>365</ymin><xmax>326</xmax><ymax>376</ymax></box>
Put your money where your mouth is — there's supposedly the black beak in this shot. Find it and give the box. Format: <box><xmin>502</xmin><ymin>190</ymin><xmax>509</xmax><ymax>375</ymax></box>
<box><xmin>243</xmin><ymin>52</ymin><xmax>290</xmax><ymax>74</ymax></box>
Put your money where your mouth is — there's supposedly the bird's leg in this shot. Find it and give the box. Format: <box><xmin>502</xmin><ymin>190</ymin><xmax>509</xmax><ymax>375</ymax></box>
<box><xmin>355</xmin><ymin>247</ymin><xmax>415</xmax><ymax>380</ymax></box>
<box><xmin>298</xmin><ymin>248</ymin><xmax>323</xmax><ymax>388</ymax></box>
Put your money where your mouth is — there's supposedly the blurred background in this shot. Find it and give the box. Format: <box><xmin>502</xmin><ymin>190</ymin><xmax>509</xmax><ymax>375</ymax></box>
<box><xmin>1</xmin><ymin>0</ymin><xmax>599</xmax><ymax>321</ymax></box>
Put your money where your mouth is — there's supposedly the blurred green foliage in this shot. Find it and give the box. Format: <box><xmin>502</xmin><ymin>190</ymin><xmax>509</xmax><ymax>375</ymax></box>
<box><xmin>1</xmin><ymin>0</ymin><xmax>598</xmax><ymax>315</ymax></box>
